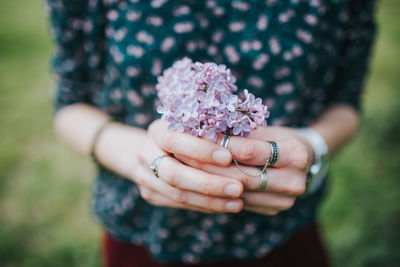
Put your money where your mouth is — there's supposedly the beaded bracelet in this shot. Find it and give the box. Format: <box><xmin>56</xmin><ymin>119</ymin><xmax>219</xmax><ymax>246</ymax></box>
<box><xmin>90</xmin><ymin>119</ymin><xmax>113</xmax><ymax>166</ymax></box>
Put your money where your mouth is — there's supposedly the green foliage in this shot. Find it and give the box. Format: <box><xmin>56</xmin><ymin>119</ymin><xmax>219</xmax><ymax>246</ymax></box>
<box><xmin>0</xmin><ymin>1</ymin><xmax>399</xmax><ymax>266</ymax></box>
<box><xmin>0</xmin><ymin>1</ymin><xmax>100</xmax><ymax>266</ymax></box>
<box><xmin>320</xmin><ymin>1</ymin><xmax>400</xmax><ymax>266</ymax></box>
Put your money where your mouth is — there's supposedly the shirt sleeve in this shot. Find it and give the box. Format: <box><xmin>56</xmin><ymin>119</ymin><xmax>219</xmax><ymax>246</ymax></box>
<box><xmin>327</xmin><ymin>0</ymin><xmax>377</xmax><ymax>111</ymax></box>
<box><xmin>47</xmin><ymin>0</ymin><xmax>100</xmax><ymax>112</ymax></box>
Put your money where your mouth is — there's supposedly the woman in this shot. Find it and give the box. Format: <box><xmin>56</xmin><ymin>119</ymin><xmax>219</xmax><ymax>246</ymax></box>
<box><xmin>48</xmin><ymin>0</ymin><xmax>376</xmax><ymax>266</ymax></box>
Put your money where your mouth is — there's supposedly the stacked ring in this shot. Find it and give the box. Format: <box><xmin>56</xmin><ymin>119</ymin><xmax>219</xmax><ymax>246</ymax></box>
<box><xmin>220</xmin><ymin>135</ymin><xmax>276</xmax><ymax>191</ymax></box>
<box><xmin>267</xmin><ymin>141</ymin><xmax>279</xmax><ymax>166</ymax></box>
<box><xmin>259</xmin><ymin>171</ymin><xmax>268</xmax><ymax>190</ymax></box>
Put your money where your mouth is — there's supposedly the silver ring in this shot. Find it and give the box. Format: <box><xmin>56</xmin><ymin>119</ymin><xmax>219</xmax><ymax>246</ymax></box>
<box><xmin>267</xmin><ymin>141</ymin><xmax>279</xmax><ymax>166</ymax></box>
<box><xmin>258</xmin><ymin>170</ymin><xmax>268</xmax><ymax>190</ymax></box>
<box><xmin>220</xmin><ymin>135</ymin><xmax>231</xmax><ymax>149</ymax></box>
<box><xmin>150</xmin><ymin>155</ymin><xmax>168</xmax><ymax>178</ymax></box>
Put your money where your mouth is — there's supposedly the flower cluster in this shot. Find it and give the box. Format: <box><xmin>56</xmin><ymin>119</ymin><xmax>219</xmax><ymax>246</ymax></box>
<box><xmin>156</xmin><ymin>58</ymin><xmax>270</xmax><ymax>142</ymax></box>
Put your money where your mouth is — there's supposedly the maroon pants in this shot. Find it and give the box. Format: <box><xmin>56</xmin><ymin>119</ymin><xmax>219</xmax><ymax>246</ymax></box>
<box><xmin>103</xmin><ymin>223</ymin><xmax>330</xmax><ymax>267</ymax></box>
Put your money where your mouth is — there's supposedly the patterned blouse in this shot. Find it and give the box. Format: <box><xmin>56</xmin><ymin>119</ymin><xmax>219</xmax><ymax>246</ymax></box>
<box><xmin>48</xmin><ymin>0</ymin><xmax>376</xmax><ymax>264</ymax></box>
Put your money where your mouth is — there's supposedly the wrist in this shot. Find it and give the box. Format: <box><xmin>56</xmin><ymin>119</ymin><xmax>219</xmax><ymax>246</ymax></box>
<box><xmin>295</xmin><ymin>127</ymin><xmax>329</xmax><ymax>195</ymax></box>
<box><xmin>90</xmin><ymin>119</ymin><xmax>113</xmax><ymax>166</ymax></box>
<box><xmin>297</xmin><ymin>128</ymin><xmax>329</xmax><ymax>160</ymax></box>
<box><xmin>95</xmin><ymin>122</ymin><xmax>146</xmax><ymax>178</ymax></box>
<box><xmin>307</xmin><ymin>105</ymin><xmax>360</xmax><ymax>156</ymax></box>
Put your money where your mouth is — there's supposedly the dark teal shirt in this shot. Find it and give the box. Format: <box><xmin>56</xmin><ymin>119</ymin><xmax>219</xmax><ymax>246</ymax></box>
<box><xmin>48</xmin><ymin>0</ymin><xmax>376</xmax><ymax>263</ymax></box>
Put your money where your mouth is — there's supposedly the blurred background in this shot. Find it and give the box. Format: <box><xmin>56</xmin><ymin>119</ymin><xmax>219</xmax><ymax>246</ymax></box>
<box><xmin>1</xmin><ymin>1</ymin><xmax>399</xmax><ymax>266</ymax></box>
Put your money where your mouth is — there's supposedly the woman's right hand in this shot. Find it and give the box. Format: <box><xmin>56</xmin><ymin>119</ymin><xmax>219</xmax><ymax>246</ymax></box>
<box><xmin>96</xmin><ymin>119</ymin><xmax>244</xmax><ymax>214</ymax></box>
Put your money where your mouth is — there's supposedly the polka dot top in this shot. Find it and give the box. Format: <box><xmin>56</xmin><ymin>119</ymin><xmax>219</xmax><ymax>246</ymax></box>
<box><xmin>48</xmin><ymin>0</ymin><xmax>376</xmax><ymax>263</ymax></box>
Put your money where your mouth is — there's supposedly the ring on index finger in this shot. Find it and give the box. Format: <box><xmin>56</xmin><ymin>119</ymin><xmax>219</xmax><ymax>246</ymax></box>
<box><xmin>150</xmin><ymin>155</ymin><xmax>168</xmax><ymax>178</ymax></box>
<box><xmin>267</xmin><ymin>141</ymin><xmax>279</xmax><ymax>166</ymax></box>
<box><xmin>220</xmin><ymin>135</ymin><xmax>231</xmax><ymax>149</ymax></box>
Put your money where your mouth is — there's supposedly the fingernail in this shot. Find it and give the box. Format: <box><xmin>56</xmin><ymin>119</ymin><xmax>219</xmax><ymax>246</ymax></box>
<box><xmin>225</xmin><ymin>201</ymin><xmax>240</xmax><ymax>211</ymax></box>
<box><xmin>212</xmin><ymin>150</ymin><xmax>231</xmax><ymax>164</ymax></box>
<box><xmin>224</xmin><ymin>184</ymin><xmax>241</xmax><ymax>196</ymax></box>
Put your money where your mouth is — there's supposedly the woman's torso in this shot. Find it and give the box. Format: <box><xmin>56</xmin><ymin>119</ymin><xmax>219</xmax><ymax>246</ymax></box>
<box><xmin>88</xmin><ymin>0</ymin><xmax>349</xmax><ymax>127</ymax></box>
<box><xmin>50</xmin><ymin>0</ymin><xmax>374</xmax><ymax>263</ymax></box>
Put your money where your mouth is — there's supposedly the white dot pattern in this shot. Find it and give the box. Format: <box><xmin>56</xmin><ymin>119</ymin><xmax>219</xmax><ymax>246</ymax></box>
<box><xmin>48</xmin><ymin>0</ymin><xmax>377</xmax><ymax>263</ymax></box>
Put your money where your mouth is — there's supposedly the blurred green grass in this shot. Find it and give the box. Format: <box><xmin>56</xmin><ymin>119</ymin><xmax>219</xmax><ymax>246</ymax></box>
<box><xmin>0</xmin><ymin>1</ymin><xmax>399</xmax><ymax>266</ymax></box>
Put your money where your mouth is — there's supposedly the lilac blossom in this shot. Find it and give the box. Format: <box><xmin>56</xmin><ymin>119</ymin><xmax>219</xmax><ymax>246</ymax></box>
<box><xmin>156</xmin><ymin>58</ymin><xmax>270</xmax><ymax>142</ymax></box>
<box><xmin>220</xmin><ymin>93</ymin><xmax>238</xmax><ymax>112</ymax></box>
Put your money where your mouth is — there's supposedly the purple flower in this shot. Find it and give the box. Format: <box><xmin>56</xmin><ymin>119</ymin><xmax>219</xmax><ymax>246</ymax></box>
<box><xmin>226</xmin><ymin>112</ymin><xmax>239</xmax><ymax>128</ymax></box>
<box><xmin>200</xmin><ymin>126</ymin><xmax>218</xmax><ymax>142</ymax></box>
<box><xmin>181</xmin><ymin>101</ymin><xmax>199</xmax><ymax>122</ymax></box>
<box><xmin>220</xmin><ymin>93</ymin><xmax>238</xmax><ymax>112</ymax></box>
<box><xmin>198</xmin><ymin>91</ymin><xmax>219</xmax><ymax>109</ymax></box>
<box><xmin>233</xmin><ymin>116</ymin><xmax>251</xmax><ymax>136</ymax></box>
<box><xmin>155</xmin><ymin>57</ymin><xmax>270</xmax><ymax>141</ymax></box>
<box><xmin>167</xmin><ymin>117</ymin><xmax>184</xmax><ymax>132</ymax></box>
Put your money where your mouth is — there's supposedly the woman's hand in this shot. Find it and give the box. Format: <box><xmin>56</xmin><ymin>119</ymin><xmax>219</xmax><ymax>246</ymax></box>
<box><xmin>55</xmin><ymin>104</ymin><xmax>247</xmax><ymax>214</ymax></box>
<box><xmin>97</xmin><ymin>119</ymin><xmax>245</xmax><ymax>214</ymax></box>
<box><xmin>56</xmin><ymin>103</ymin><xmax>357</xmax><ymax>216</ymax></box>
<box><xmin>174</xmin><ymin>126</ymin><xmax>314</xmax><ymax>215</ymax></box>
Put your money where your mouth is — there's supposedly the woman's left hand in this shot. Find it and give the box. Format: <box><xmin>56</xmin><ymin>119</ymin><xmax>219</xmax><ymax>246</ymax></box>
<box><xmin>175</xmin><ymin>126</ymin><xmax>314</xmax><ymax>216</ymax></box>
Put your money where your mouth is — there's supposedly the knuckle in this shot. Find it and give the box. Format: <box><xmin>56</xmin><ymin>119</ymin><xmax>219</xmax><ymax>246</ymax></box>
<box><xmin>289</xmin><ymin>139</ymin><xmax>310</xmax><ymax>170</ymax></box>
<box><xmin>205</xmin><ymin>197</ymin><xmax>219</xmax><ymax>211</ymax></box>
<box><xmin>287</xmin><ymin>197</ymin><xmax>296</xmax><ymax>208</ymax></box>
<box><xmin>239</xmin><ymin>142</ymin><xmax>257</xmax><ymax>161</ymax></box>
<box><xmin>132</xmin><ymin>167</ymin><xmax>146</xmax><ymax>185</ymax></box>
<box><xmin>171</xmin><ymin>189</ymin><xmax>187</xmax><ymax>203</ymax></box>
<box><xmin>137</xmin><ymin>152</ymin><xmax>147</xmax><ymax>166</ymax></box>
<box><xmin>286</xmin><ymin>176</ymin><xmax>306</xmax><ymax>196</ymax></box>
<box><xmin>164</xmin><ymin>167</ymin><xmax>178</xmax><ymax>187</ymax></box>
<box><xmin>140</xmin><ymin>188</ymin><xmax>153</xmax><ymax>202</ymax></box>
<box><xmin>297</xmin><ymin>184</ymin><xmax>306</xmax><ymax>195</ymax></box>
<box><xmin>135</xmin><ymin>174</ymin><xmax>145</xmax><ymax>185</ymax></box>
<box><xmin>280</xmin><ymin>198</ymin><xmax>296</xmax><ymax>210</ymax></box>
<box><xmin>294</xmin><ymin>179</ymin><xmax>306</xmax><ymax>195</ymax></box>
<box><xmin>203</xmin><ymin>177</ymin><xmax>213</xmax><ymax>195</ymax></box>
<box><xmin>163</xmin><ymin>132</ymin><xmax>176</xmax><ymax>152</ymax></box>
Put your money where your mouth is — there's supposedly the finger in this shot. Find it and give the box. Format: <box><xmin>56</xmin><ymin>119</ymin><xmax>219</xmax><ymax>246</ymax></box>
<box><xmin>242</xmin><ymin>204</ymin><xmax>279</xmax><ymax>216</ymax></box>
<box><xmin>247</xmin><ymin>126</ymin><xmax>294</xmax><ymax>141</ymax></box>
<box><xmin>242</xmin><ymin>192</ymin><xmax>296</xmax><ymax>211</ymax></box>
<box><xmin>136</xmin><ymin>165</ymin><xmax>243</xmax><ymax>213</ymax></box>
<box><xmin>160</xmin><ymin>157</ymin><xmax>243</xmax><ymax>197</ymax></box>
<box><xmin>216</xmin><ymin>135</ymin><xmax>310</xmax><ymax>169</ymax></box>
<box><xmin>176</xmin><ymin>154</ymin><xmax>263</xmax><ymax>190</ymax></box>
<box><xmin>149</xmin><ymin>120</ymin><xmax>232</xmax><ymax>166</ymax></box>
<box><xmin>138</xmin><ymin>186</ymin><xmax>217</xmax><ymax>214</ymax></box>
<box><xmin>175</xmin><ymin>154</ymin><xmax>307</xmax><ymax>196</ymax></box>
<box><xmin>139</xmin><ymin>145</ymin><xmax>243</xmax><ymax>198</ymax></box>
